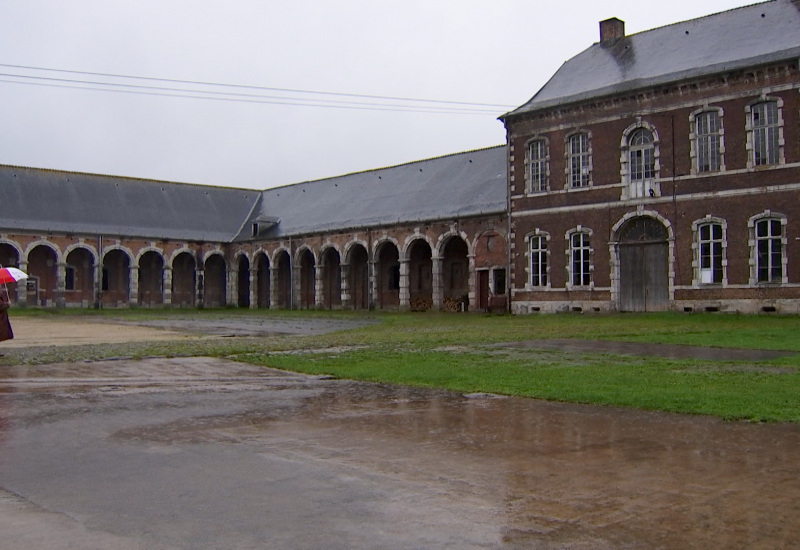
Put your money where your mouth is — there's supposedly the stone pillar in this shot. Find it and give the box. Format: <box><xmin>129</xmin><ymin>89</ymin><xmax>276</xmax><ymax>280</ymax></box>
<box><xmin>291</xmin><ymin>264</ymin><xmax>301</xmax><ymax>310</ymax></box>
<box><xmin>341</xmin><ymin>262</ymin><xmax>351</xmax><ymax>309</ymax></box>
<box><xmin>196</xmin><ymin>269</ymin><xmax>204</xmax><ymax>308</ymax></box>
<box><xmin>314</xmin><ymin>264</ymin><xmax>324</xmax><ymax>309</ymax></box>
<box><xmin>55</xmin><ymin>262</ymin><xmax>66</xmax><ymax>308</ymax></box>
<box><xmin>93</xmin><ymin>260</ymin><xmax>102</xmax><ymax>309</ymax></box>
<box><xmin>269</xmin><ymin>265</ymin><xmax>279</xmax><ymax>310</ymax></box>
<box><xmin>227</xmin><ymin>267</ymin><xmax>237</xmax><ymax>307</ymax></box>
<box><xmin>162</xmin><ymin>266</ymin><xmax>172</xmax><ymax>306</ymax></box>
<box><xmin>399</xmin><ymin>259</ymin><xmax>410</xmax><ymax>311</ymax></box>
<box><xmin>17</xmin><ymin>260</ymin><xmax>28</xmax><ymax>307</ymax></box>
<box><xmin>368</xmin><ymin>260</ymin><xmax>378</xmax><ymax>310</ymax></box>
<box><xmin>249</xmin><ymin>267</ymin><xmax>258</xmax><ymax>309</ymax></box>
<box><xmin>467</xmin><ymin>252</ymin><xmax>476</xmax><ymax>312</ymax></box>
<box><xmin>432</xmin><ymin>255</ymin><xmax>443</xmax><ymax>311</ymax></box>
<box><xmin>129</xmin><ymin>266</ymin><xmax>139</xmax><ymax>307</ymax></box>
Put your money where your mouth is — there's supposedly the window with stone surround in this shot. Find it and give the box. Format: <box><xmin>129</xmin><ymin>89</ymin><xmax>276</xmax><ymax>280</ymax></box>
<box><xmin>690</xmin><ymin>108</ymin><xmax>724</xmax><ymax>173</ymax></box>
<box><xmin>527</xmin><ymin>232</ymin><xmax>549</xmax><ymax>288</ymax></box>
<box><xmin>526</xmin><ymin>138</ymin><xmax>548</xmax><ymax>193</ymax></box>
<box><xmin>692</xmin><ymin>217</ymin><xmax>726</xmax><ymax>285</ymax></box>
<box><xmin>749</xmin><ymin>211</ymin><xmax>786</xmax><ymax>285</ymax></box>
<box><xmin>620</xmin><ymin>122</ymin><xmax>659</xmax><ymax>199</ymax></box>
<box><xmin>567</xmin><ymin>228</ymin><xmax>592</xmax><ymax>288</ymax></box>
<box><xmin>566</xmin><ymin>132</ymin><xmax>591</xmax><ymax>188</ymax></box>
<box><xmin>746</xmin><ymin>99</ymin><xmax>783</xmax><ymax>168</ymax></box>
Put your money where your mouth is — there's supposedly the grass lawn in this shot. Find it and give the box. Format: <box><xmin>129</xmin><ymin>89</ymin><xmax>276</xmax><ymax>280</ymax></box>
<box><xmin>5</xmin><ymin>308</ymin><xmax>800</xmax><ymax>422</ymax></box>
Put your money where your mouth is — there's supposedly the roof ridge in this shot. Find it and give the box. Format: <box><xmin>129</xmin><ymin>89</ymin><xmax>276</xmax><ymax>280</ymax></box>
<box><xmin>264</xmin><ymin>144</ymin><xmax>506</xmax><ymax>191</ymax></box>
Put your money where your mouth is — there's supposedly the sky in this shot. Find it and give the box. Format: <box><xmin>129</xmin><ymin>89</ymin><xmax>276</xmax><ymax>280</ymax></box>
<box><xmin>0</xmin><ymin>0</ymin><xmax>759</xmax><ymax>190</ymax></box>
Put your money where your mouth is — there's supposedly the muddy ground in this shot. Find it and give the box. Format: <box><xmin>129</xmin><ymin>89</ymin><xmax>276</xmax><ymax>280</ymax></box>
<box><xmin>1</xmin><ymin>318</ymin><xmax>799</xmax><ymax>549</ymax></box>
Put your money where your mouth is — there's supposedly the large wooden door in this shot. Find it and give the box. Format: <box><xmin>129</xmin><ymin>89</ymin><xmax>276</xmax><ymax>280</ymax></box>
<box><xmin>618</xmin><ymin>218</ymin><xmax>669</xmax><ymax>312</ymax></box>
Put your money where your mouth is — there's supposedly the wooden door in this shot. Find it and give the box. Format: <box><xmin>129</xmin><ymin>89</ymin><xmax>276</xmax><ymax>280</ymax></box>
<box><xmin>618</xmin><ymin>217</ymin><xmax>669</xmax><ymax>312</ymax></box>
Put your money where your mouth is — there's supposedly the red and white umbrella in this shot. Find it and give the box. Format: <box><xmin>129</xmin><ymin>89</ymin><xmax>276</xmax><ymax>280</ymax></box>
<box><xmin>0</xmin><ymin>267</ymin><xmax>28</xmax><ymax>285</ymax></box>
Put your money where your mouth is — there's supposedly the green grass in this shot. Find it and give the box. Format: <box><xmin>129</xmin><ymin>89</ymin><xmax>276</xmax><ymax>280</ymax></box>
<box><xmin>4</xmin><ymin>309</ymin><xmax>800</xmax><ymax>422</ymax></box>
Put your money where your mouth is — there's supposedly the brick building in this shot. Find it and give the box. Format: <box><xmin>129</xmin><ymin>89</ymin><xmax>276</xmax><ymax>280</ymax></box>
<box><xmin>2</xmin><ymin>1</ymin><xmax>799</xmax><ymax>315</ymax></box>
<box><xmin>501</xmin><ymin>0</ymin><xmax>800</xmax><ymax>314</ymax></box>
<box><xmin>0</xmin><ymin>147</ymin><xmax>508</xmax><ymax>311</ymax></box>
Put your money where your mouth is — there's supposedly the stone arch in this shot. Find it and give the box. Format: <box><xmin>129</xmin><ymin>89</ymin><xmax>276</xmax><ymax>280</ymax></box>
<box><xmin>611</xmin><ymin>211</ymin><xmax>674</xmax><ymax>312</ymax></box>
<box><xmin>439</xmin><ymin>234</ymin><xmax>470</xmax><ymax>310</ymax></box>
<box><xmin>272</xmin><ymin>248</ymin><xmax>292</xmax><ymax>309</ymax></box>
<box><xmin>0</xmin><ymin>240</ymin><xmax>24</xmax><ymax>303</ymax></box>
<box><xmin>64</xmin><ymin>245</ymin><xmax>97</xmax><ymax>307</ymax></box>
<box><xmin>297</xmin><ymin>247</ymin><xmax>316</xmax><ymax>309</ymax></box>
<box><xmin>235</xmin><ymin>252</ymin><xmax>251</xmax><ymax>308</ymax></box>
<box><xmin>203</xmin><ymin>252</ymin><xmax>227</xmax><ymax>307</ymax></box>
<box><xmin>26</xmin><ymin>242</ymin><xmax>60</xmax><ymax>306</ymax></box>
<box><xmin>319</xmin><ymin>245</ymin><xmax>342</xmax><ymax>310</ymax></box>
<box><xmin>254</xmin><ymin>249</ymin><xmax>270</xmax><ymax>309</ymax></box>
<box><xmin>171</xmin><ymin>250</ymin><xmax>197</xmax><ymax>307</ymax></box>
<box><xmin>344</xmin><ymin>241</ymin><xmax>370</xmax><ymax>310</ymax></box>
<box><xmin>138</xmin><ymin>249</ymin><xmax>165</xmax><ymax>306</ymax></box>
<box><xmin>100</xmin><ymin>247</ymin><xmax>132</xmax><ymax>307</ymax></box>
<box><xmin>374</xmin><ymin>239</ymin><xmax>400</xmax><ymax>309</ymax></box>
<box><xmin>406</xmin><ymin>237</ymin><xmax>433</xmax><ymax>311</ymax></box>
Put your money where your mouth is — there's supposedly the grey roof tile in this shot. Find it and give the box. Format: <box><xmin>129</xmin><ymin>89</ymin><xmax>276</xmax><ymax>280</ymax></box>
<box><xmin>503</xmin><ymin>0</ymin><xmax>800</xmax><ymax>117</ymax></box>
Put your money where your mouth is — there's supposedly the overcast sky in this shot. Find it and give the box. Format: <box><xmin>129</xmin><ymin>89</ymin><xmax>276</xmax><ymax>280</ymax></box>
<box><xmin>0</xmin><ymin>1</ymin><xmax>757</xmax><ymax>190</ymax></box>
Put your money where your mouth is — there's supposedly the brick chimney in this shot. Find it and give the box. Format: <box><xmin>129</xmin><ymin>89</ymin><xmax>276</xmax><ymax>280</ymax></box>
<box><xmin>600</xmin><ymin>18</ymin><xmax>625</xmax><ymax>42</ymax></box>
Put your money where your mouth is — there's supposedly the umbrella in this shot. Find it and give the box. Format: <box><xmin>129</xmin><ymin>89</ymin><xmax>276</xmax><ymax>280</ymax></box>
<box><xmin>0</xmin><ymin>267</ymin><xmax>28</xmax><ymax>285</ymax></box>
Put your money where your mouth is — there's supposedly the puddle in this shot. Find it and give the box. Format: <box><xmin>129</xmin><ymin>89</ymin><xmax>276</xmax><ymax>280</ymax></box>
<box><xmin>1</xmin><ymin>357</ymin><xmax>799</xmax><ymax>548</ymax></box>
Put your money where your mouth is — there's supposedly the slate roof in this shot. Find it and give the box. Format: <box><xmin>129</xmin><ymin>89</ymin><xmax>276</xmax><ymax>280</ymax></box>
<box><xmin>0</xmin><ymin>146</ymin><xmax>507</xmax><ymax>244</ymax></box>
<box><xmin>236</xmin><ymin>145</ymin><xmax>507</xmax><ymax>241</ymax></box>
<box><xmin>0</xmin><ymin>165</ymin><xmax>259</xmax><ymax>242</ymax></box>
<box><xmin>502</xmin><ymin>0</ymin><xmax>800</xmax><ymax>118</ymax></box>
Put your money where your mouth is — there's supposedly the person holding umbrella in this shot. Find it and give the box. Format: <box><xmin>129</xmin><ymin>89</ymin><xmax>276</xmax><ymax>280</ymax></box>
<box><xmin>0</xmin><ymin>266</ymin><xmax>28</xmax><ymax>352</ymax></box>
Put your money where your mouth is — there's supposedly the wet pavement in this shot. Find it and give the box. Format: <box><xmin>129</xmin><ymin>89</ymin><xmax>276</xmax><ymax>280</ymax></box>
<box><xmin>1</xmin><ymin>356</ymin><xmax>800</xmax><ymax>549</ymax></box>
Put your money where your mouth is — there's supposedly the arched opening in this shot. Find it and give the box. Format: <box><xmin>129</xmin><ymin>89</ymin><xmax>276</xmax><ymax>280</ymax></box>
<box><xmin>408</xmin><ymin>239</ymin><xmax>432</xmax><ymax>311</ymax></box>
<box><xmin>617</xmin><ymin>216</ymin><xmax>670</xmax><ymax>312</ymax></box>
<box><xmin>101</xmin><ymin>250</ymin><xmax>130</xmax><ymax>307</ymax></box>
<box><xmin>204</xmin><ymin>254</ymin><xmax>227</xmax><ymax>307</ymax></box>
<box><xmin>347</xmin><ymin>244</ymin><xmax>369</xmax><ymax>310</ymax></box>
<box><xmin>274</xmin><ymin>250</ymin><xmax>291</xmax><ymax>309</ymax></box>
<box><xmin>27</xmin><ymin>245</ymin><xmax>58</xmax><ymax>307</ymax></box>
<box><xmin>320</xmin><ymin>248</ymin><xmax>341</xmax><ymax>310</ymax></box>
<box><xmin>441</xmin><ymin>236</ymin><xmax>469</xmax><ymax>311</ymax></box>
<box><xmin>65</xmin><ymin>248</ymin><xmax>95</xmax><ymax>307</ymax></box>
<box><xmin>0</xmin><ymin>244</ymin><xmax>21</xmax><ymax>303</ymax></box>
<box><xmin>138</xmin><ymin>251</ymin><xmax>164</xmax><ymax>306</ymax></box>
<box><xmin>376</xmin><ymin>242</ymin><xmax>400</xmax><ymax>309</ymax></box>
<box><xmin>237</xmin><ymin>255</ymin><xmax>250</xmax><ymax>308</ymax></box>
<box><xmin>255</xmin><ymin>253</ymin><xmax>270</xmax><ymax>309</ymax></box>
<box><xmin>298</xmin><ymin>249</ymin><xmax>316</xmax><ymax>309</ymax></box>
<box><xmin>172</xmin><ymin>252</ymin><xmax>196</xmax><ymax>307</ymax></box>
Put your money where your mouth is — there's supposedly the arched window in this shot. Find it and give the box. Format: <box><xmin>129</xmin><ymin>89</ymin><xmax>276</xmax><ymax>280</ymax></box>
<box><xmin>620</xmin><ymin>123</ymin><xmax>659</xmax><ymax>199</ymax></box>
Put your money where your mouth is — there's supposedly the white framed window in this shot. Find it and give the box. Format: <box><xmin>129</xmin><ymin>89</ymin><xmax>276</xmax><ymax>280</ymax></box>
<box><xmin>692</xmin><ymin>217</ymin><xmax>726</xmax><ymax>285</ymax></box>
<box><xmin>746</xmin><ymin>98</ymin><xmax>783</xmax><ymax>168</ymax></box>
<box><xmin>528</xmin><ymin>233</ymin><xmax>549</xmax><ymax>287</ymax></box>
<box><xmin>567</xmin><ymin>228</ymin><xmax>592</xmax><ymax>287</ymax></box>
<box><xmin>567</xmin><ymin>133</ymin><xmax>590</xmax><ymax>188</ymax></box>
<box><xmin>620</xmin><ymin>122</ymin><xmax>659</xmax><ymax>199</ymax></box>
<box><xmin>526</xmin><ymin>138</ymin><xmax>548</xmax><ymax>193</ymax></box>
<box><xmin>749</xmin><ymin>212</ymin><xmax>787</xmax><ymax>285</ymax></box>
<box><xmin>690</xmin><ymin>108</ymin><xmax>724</xmax><ymax>173</ymax></box>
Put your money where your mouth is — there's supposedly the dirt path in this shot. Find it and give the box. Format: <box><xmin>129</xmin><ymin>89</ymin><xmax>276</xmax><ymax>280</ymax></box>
<box><xmin>0</xmin><ymin>317</ymin><xmax>196</xmax><ymax>348</ymax></box>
